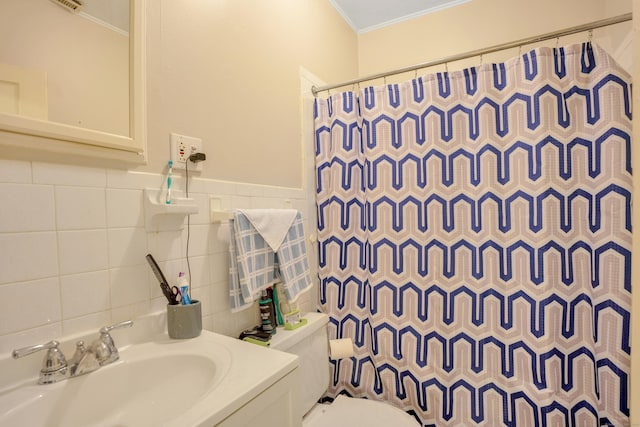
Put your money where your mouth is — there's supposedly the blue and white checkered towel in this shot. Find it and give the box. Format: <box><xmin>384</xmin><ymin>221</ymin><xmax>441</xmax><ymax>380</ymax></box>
<box><xmin>229</xmin><ymin>209</ymin><xmax>312</xmax><ymax>312</ymax></box>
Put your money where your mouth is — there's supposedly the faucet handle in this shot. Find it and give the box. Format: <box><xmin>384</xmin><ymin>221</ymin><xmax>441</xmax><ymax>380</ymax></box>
<box><xmin>12</xmin><ymin>340</ymin><xmax>60</xmax><ymax>359</ymax></box>
<box><xmin>93</xmin><ymin>320</ymin><xmax>133</xmax><ymax>366</ymax></box>
<box><xmin>99</xmin><ymin>319</ymin><xmax>133</xmax><ymax>335</ymax></box>
<box><xmin>12</xmin><ymin>340</ymin><xmax>68</xmax><ymax>384</ymax></box>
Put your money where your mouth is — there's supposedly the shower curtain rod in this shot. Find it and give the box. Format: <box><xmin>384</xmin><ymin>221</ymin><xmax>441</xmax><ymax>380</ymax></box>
<box><xmin>311</xmin><ymin>12</ymin><xmax>632</xmax><ymax>96</ymax></box>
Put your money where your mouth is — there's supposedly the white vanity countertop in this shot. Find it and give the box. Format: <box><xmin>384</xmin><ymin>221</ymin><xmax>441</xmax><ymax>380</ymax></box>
<box><xmin>164</xmin><ymin>330</ymin><xmax>298</xmax><ymax>427</ymax></box>
<box><xmin>0</xmin><ymin>314</ymin><xmax>298</xmax><ymax>427</ymax></box>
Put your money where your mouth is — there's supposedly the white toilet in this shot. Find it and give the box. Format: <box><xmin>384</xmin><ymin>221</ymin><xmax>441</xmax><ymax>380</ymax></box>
<box><xmin>269</xmin><ymin>312</ymin><xmax>418</xmax><ymax>427</ymax></box>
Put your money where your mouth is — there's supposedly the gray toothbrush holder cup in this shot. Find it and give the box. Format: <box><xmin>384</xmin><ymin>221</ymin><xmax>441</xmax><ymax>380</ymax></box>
<box><xmin>167</xmin><ymin>300</ymin><xmax>202</xmax><ymax>339</ymax></box>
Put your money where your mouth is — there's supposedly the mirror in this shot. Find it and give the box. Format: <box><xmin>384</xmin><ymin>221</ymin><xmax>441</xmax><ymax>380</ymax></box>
<box><xmin>0</xmin><ymin>0</ymin><xmax>146</xmax><ymax>164</ymax></box>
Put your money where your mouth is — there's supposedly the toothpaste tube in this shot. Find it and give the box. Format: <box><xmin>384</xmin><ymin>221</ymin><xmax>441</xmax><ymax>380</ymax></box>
<box><xmin>177</xmin><ymin>272</ymin><xmax>192</xmax><ymax>305</ymax></box>
<box><xmin>180</xmin><ymin>286</ymin><xmax>192</xmax><ymax>305</ymax></box>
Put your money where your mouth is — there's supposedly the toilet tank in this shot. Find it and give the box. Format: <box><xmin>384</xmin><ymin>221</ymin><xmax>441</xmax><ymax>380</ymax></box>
<box><xmin>270</xmin><ymin>312</ymin><xmax>330</xmax><ymax>415</ymax></box>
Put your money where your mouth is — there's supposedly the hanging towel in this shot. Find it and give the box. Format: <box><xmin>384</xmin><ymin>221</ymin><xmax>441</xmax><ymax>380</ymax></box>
<box><xmin>229</xmin><ymin>209</ymin><xmax>312</xmax><ymax>312</ymax></box>
<box><xmin>237</xmin><ymin>209</ymin><xmax>298</xmax><ymax>251</ymax></box>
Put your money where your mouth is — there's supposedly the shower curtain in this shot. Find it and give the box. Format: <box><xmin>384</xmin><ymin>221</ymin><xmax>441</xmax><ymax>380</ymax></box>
<box><xmin>314</xmin><ymin>43</ymin><xmax>631</xmax><ymax>427</ymax></box>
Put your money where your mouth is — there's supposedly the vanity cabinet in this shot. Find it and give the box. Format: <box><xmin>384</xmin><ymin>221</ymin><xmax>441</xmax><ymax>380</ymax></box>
<box><xmin>217</xmin><ymin>368</ymin><xmax>301</xmax><ymax>427</ymax></box>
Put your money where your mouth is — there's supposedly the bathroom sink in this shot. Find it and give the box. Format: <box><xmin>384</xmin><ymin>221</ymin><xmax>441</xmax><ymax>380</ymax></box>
<box><xmin>0</xmin><ymin>321</ymin><xmax>299</xmax><ymax>427</ymax></box>
<box><xmin>0</xmin><ymin>340</ymin><xmax>227</xmax><ymax>427</ymax></box>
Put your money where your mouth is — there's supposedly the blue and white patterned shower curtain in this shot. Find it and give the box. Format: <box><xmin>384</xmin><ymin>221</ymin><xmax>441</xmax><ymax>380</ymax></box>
<box><xmin>314</xmin><ymin>43</ymin><xmax>631</xmax><ymax>427</ymax></box>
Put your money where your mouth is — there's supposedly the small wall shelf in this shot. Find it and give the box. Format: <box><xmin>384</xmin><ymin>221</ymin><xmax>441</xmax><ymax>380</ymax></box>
<box><xmin>144</xmin><ymin>188</ymin><xmax>198</xmax><ymax>231</ymax></box>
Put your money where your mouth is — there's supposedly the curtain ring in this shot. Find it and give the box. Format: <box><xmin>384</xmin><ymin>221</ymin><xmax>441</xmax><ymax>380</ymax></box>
<box><xmin>516</xmin><ymin>45</ymin><xmax>522</xmax><ymax>65</ymax></box>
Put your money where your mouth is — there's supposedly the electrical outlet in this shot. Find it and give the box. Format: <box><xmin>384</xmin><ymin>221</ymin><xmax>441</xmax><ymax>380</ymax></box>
<box><xmin>170</xmin><ymin>133</ymin><xmax>203</xmax><ymax>171</ymax></box>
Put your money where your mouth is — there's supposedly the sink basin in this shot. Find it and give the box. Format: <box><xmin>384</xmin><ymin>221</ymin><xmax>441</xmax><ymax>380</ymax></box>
<box><xmin>0</xmin><ymin>340</ymin><xmax>229</xmax><ymax>427</ymax></box>
<box><xmin>0</xmin><ymin>315</ymin><xmax>298</xmax><ymax>427</ymax></box>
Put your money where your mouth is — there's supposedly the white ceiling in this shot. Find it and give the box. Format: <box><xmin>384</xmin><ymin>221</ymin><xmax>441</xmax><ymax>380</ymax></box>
<box><xmin>329</xmin><ymin>0</ymin><xmax>471</xmax><ymax>33</ymax></box>
<box><xmin>80</xmin><ymin>0</ymin><xmax>129</xmax><ymax>34</ymax></box>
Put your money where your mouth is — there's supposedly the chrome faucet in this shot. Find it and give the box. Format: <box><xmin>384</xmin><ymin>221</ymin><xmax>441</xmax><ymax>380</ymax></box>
<box><xmin>12</xmin><ymin>340</ymin><xmax>67</xmax><ymax>384</ymax></box>
<box><xmin>68</xmin><ymin>340</ymin><xmax>99</xmax><ymax>377</ymax></box>
<box><xmin>91</xmin><ymin>320</ymin><xmax>133</xmax><ymax>366</ymax></box>
<box><xmin>12</xmin><ymin>320</ymin><xmax>133</xmax><ymax>384</ymax></box>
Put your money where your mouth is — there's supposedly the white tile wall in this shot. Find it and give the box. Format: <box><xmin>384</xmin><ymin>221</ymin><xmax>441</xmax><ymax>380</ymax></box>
<box><xmin>0</xmin><ymin>160</ymin><xmax>31</xmax><ymax>183</ymax></box>
<box><xmin>0</xmin><ymin>159</ymin><xmax>318</xmax><ymax>355</ymax></box>
<box><xmin>106</xmin><ymin>189</ymin><xmax>145</xmax><ymax>228</ymax></box>
<box><xmin>0</xmin><ymin>232</ymin><xmax>59</xmax><ymax>284</ymax></box>
<box><xmin>0</xmin><ymin>278</ymin><xmax>61</xmax><ymax>336</ymax></box>
<box><xmin>55</xmin><ymin>187</ymin><xmax>107</xmax><ymax>230</ymax></box>
<box><xmin>57</xmin><ymin>230</ymin><xmax>110</xmax><ymax>275</ymax></box>
<box><xmin>60</xmin><ymin>271</ymin><xmax>111</xmax><ymax>318</ymax></box>
<box><xmin>0</xmin><ymin>184</ymin><xmax>55</xmax><ymax>232</ymax></box>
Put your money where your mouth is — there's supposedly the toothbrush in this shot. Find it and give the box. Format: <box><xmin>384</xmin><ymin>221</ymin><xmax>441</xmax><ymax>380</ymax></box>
<box><xmin>165</xmin><ymin>160</ymin><xmax>173</xmax><ymax>204</ymax></box>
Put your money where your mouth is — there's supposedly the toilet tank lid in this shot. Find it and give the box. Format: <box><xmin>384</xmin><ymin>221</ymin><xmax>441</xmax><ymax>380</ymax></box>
<box><xmin>270</xmin><ymin>312</ymin><xmax>328</xmax><ymax>351</ymax></box>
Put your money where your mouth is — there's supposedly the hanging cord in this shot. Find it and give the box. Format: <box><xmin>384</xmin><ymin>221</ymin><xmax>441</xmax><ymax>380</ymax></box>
<box><xmin>185</xmin><ymin>160</ymin><xmax>192</xmax><ymax>295</ymax></box>
<box><xmin>183</xmin><ymin>151</ymin><xmax>206</xmax><ymax>296</ymax></box>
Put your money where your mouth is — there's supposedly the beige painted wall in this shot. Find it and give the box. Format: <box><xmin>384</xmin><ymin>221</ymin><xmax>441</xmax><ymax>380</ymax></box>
<box><xmin>140</xmin><ymin>0</ymin><xmax>358</xmax><ymax>188</ymax></box>
<box><xmin>358</xmin><ymin>0</ymin><xmax>631</xmax><ymax>79</ymax></box>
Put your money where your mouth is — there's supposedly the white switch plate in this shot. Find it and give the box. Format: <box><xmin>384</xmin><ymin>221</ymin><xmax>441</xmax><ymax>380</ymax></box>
<box><xmin>170</xmin><ymin>133</ymin><xmax>203</xmax><ymax>171</ymax></box>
